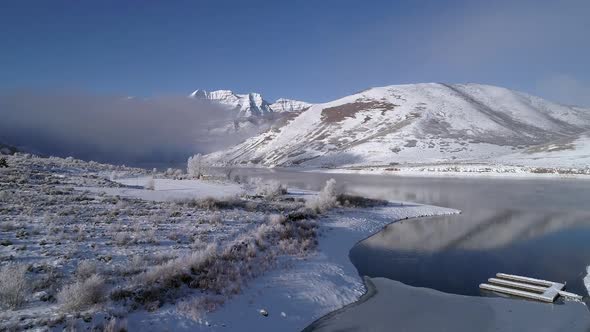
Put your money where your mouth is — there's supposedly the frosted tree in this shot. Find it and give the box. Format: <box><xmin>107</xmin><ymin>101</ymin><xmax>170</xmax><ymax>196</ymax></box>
<box><xmin>187</xmin><ymin>154</ymin><xmax>208</xmax><ymax>179</ymax></box>
<box><xmin>221</xmin><ymin>161</ymin><xmax>235</xmax><ymax>180</ymax></box>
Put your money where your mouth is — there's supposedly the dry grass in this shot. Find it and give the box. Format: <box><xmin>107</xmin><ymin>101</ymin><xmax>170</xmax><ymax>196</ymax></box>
<box><xmin>57</xmin><ymin>274</ymin><xmax>106</xmax><ymax>311</ymax></box>
<box><xmin>0</xmin><ymin>263</ymin><xmax>29</xmax><ymax>309</ymax></box>
<box><xmin>76</xmin><ymin>260</ymin><xmax>99</xmax><ymax>280</ymax></box>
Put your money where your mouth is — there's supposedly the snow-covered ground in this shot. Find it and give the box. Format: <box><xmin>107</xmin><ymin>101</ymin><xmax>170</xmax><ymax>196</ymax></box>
<box><xmin>0</xmin><ymin>153</ymin><xmax>457</xmax><ymax>331</ymax></box>
<box><xmin>124</xmin><ymin>201</ymin><xmax>458</xmax><ymax>331</ymax></box>
<box><xmin>85</xmin><ymin>176</ymin><xmax>244</xmax><ymax>202</ymax></box>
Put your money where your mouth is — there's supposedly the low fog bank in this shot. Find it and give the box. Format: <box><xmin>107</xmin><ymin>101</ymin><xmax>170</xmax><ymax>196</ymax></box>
<box><xmin>0</xmin><ymin>90</ymin><xmax>248</xmax><ymax>167</ymax></box>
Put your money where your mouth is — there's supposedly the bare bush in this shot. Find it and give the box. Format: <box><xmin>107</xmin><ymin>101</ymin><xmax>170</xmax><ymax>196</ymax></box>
<box><xmin>306</xmin><ymin>178</ymin><xmax>339</xmax><ymax>213</ymax></box>
<box><xmin>58</xmin><ymin>274</ymin><xmax>106</xmax><ymax>311</ymax></box>
<box><xmin>0</xmin><ymin>263</ymin><xmax>29</xmax><ymax>309</ymax></box>
<box><xmin>76</xmin><ymin>260</ymin><xmax>98</xmax><ymax>280</ymax></box>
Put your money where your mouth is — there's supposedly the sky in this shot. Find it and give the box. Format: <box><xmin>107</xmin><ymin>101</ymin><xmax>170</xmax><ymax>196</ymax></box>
<box><xmin>0</xmin><ymin>0</ymin><xmax>589</xmax><ymax>105</ymax></box>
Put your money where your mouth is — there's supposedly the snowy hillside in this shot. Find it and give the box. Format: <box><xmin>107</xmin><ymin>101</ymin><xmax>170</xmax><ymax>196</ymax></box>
<box><xmin>495</xmin><ymin>132</ymin><xmax>590</xmax><ymax>169</ymax></box>
<box><xmin>204</xmin><ymin>83</ymin><xmax>590</xmax><ymax>169</ymax></box>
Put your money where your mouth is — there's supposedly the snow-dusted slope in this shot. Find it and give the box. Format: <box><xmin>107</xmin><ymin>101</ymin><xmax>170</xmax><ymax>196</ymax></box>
<box><xmin>495</xmin><ymin>132</ymin><xmax>590</xmax><ymax>169</ymax></box>
<box><xmin>205</xmin><ymin>83</ymin><xmax>590</xmax><ymax>168</ymax></box>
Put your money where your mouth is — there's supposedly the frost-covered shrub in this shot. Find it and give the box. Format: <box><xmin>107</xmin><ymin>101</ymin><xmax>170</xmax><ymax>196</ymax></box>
<box><xmin>145</xmin><ymin>177</ymin><xmax>155</xmax><ymax>190</ymax></box>
<box><xmin>57</xmin><ymin>274</ymin><xmax>105</xmax><ymax>311</ymax></box>
<box><xmin>209</xmin><ymin>214</ymin><xmax>222</xmax><ymax>225</ymax></box>
<box><xmin>167</xmin><ymin>231</ymin><xmax>185</xmax><ymax>242</ymax></box>
<box><xmin>0</xmin><ymin>263</ymin><xmax>29</xmax><ymax>309</ymax></box>
<box><xmin>136</xmin><ymin>244</ymin><xmax>217</xmax><ymax>286</ymax></box>
<box><xmin>177</xmin><ymin>296</ymin><xmax>224</xmax><ymax>321</ymax></box>
<box><xmin>269</xmin><ymin>214</ymin><xmax>286</xmax><ymax>225</ymax></box>
<box><xmin>163</xmin><ymin>168</ymin><xmax>183</xmax><ymax>178</ymax></box>
<box><xmin>0</xmin><ymin>190</ymin><xmax>10</xmax><ymax>202</ymax></box>
<box><xmin>113</xmin><ymin>232</ymin><xmax>133</xmax><ymax>246</ymax></box>
<box><xmin>220</xmin><ymin>162</ymin><xmax>235</xmax><ymax>180</ymax></box>
<box><xmin>336</xmin><ymin>194</ymin><xmax>389</xmax><ymax>208</ymax></box>
<box><xmin>76</xmin><ymin>260</ymin><xmax>98</xmax><ymax>281</ymax></box>
<box><xmin>306</xmin><ymin>178</ymin><xmax>339</xmax><ymax>213</ymax></box>
<box><xmin>180</xmin><ymin>196</ymin><xmax>244</xmax><ymax>211</ymax></box>
<box><xmin>252</xmin><ymin>178</ymin><xmax>287</xmax><ymax>199</ymax></box>
<box><xmin>103</xmin><ymin>317</ymin><xmax>128</xmax><ymax>332</ymax></box>
<box><xmin>0</xmin><ymin>220</ymin><xmax>18</xmax><ymax>231</ymax></box>
<box><xmin>140</xmin><ymin>229</ymin><xmax>157</xmax><ymax>244</ymax></box>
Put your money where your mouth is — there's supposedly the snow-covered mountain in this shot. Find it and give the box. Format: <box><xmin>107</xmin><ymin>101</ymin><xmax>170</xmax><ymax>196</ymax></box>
<box><xmin>189</xmin><ymin>89</ymin><xmax>309</xmax><ymax>117</ymax></box>
<box><xmin>270</xmin><ymin>98</ymin><xmax>312</xmax><ymax>113</ymax></box>
<box><xmin>204</xmin><ymin>83</ymin><xmax>590</xmax><ymax>169</ymax></box>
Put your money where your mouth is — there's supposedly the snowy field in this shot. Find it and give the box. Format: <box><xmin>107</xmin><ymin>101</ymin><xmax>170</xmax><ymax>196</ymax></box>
<box><xmin>0</xmin><ymin>153</ymin><xmax>457</xmax><ymax>331</ymax></box>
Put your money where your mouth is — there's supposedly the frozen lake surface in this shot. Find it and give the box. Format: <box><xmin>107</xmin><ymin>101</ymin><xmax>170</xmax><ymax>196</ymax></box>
<box><xmin>232</xmin><ymin>169</ymin><xmax>590</xmax><ymax>297</ymax></box>
<box><xmin>230</xmin><ymin>169</ymin><xmax>590</xmax><ymax>330</ymax></box>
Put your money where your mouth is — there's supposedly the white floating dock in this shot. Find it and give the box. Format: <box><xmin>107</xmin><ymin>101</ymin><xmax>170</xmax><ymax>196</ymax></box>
<box><xmin>479</xmin><ymin>273</ymin><xmax>583</xmax><ymax>302</ymax></box>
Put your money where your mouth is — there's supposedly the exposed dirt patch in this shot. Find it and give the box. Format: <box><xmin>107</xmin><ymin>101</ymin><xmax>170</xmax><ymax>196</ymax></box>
<box><xmin>524</xmin><ymin>135</ymin><xmax>579</xmax><ymax>154</ymax></box>
<box><xmin>321</xmin><ymin>100</ymin><xmax>397</xmax><ymax>123</ymax></box>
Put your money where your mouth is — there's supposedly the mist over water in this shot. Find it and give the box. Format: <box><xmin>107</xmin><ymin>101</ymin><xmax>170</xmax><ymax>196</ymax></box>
<box><xmin>0</xmin><ymin>90</ymin><xmax>248</xmax><ymax>165</ymax></box>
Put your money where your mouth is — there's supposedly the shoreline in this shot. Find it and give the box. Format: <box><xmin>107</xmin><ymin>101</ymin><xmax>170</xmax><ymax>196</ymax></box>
<box><xmin>125</xmin><ymin>201</ymin><xmax>460</xmax><ymax>330</ymax></box>
<box><xmin>301</xmin><ymin>166</ymin><xmax>590</xmax><ymax>180</ymax></box>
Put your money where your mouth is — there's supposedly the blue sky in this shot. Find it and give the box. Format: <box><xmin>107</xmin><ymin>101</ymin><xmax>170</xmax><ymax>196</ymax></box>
<box><xmin>1</xmin><ymin>0</ymin><xmax>589</xmax><ymax>105</ymax></box>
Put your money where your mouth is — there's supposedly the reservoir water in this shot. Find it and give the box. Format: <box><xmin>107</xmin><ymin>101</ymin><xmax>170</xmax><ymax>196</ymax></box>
<box><xmin>234</xmin><ymin>169</ymin><xmax>590</xmax><ymax>298</ymax></box>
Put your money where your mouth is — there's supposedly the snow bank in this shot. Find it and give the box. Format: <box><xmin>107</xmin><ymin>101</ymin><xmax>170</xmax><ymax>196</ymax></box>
<box><xmin>85</xmin><ymin>176</ymin><xmax>244</xmax><ymax>201</ymax></box>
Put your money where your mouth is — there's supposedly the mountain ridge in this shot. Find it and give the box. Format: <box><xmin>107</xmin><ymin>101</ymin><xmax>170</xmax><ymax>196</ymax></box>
<box><xmin>189</xmin><ymin>89</ymin><xmax>310</xmax><ymax>117</ymax></box>
<box><xmin>203</xmin><ymin>83</ymin><xmax>590</xmax><ymax>169</ymax></box>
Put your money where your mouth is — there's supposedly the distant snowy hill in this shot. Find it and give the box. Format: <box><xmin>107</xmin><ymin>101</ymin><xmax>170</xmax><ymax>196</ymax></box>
<box><xmin>204</xmin><ymin>83</ymin><xmax>590</xmax><ymax>169</ymax></box>
<box><xmin>188</xmin><ymin>89</ymin><xmax>311</xmax><ymax>142</ymax></box>
<box><xmin>189</xmin><ymin>89</ymin><xmax>310</xmax><ymax>117</ymax></box>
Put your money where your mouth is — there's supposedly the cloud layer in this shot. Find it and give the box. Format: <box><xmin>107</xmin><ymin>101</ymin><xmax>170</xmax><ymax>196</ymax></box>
<box><xmin>0</xmin><ymin>91</ymin><xmax>241</xmax><ymax>166</ymax></box>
